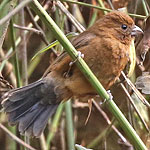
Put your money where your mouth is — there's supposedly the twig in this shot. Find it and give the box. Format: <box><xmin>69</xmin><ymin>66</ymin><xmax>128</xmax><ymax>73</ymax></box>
<box><xmin>14</xmin><ymin>24</ymin><xmax>43</xmax><ymax>35</ymax></box>
<box><xmin>26</xmin><ymin>6</ymin><xmax>49</xmax><ymax>45</ymax></box>
<box><xmin>40</xmin><ymin>133</ymin><xmax>47</xmax><ymax>150</ymax></box>
<box><xmin>121</xmin><ymin>71</ymin><xmax>150</xmax><ymax>108</ymax></box>
<box><xmin>18</xmin><ymin>1</ymin><xmax>29</xmax><ymax>148</ymax></box>
<box><xmin>93</xmin><ymin>100</ymin><xmax>128</xmax><ymax>143</ymax></box>
<box><xmin>70</xmin><ymin>0</ymin><xmax>85</xmax><ymax>31</ymax></box>
<box><xmin>0</xmin><ymin>123</ymin><xmax>36</xmax><ymax>150</ymax></box>
<box><xmin>60</xmin><ymin>119</ymin><xmax>66</xmax><ymax>150</ymax></box>
<box><xmin>0</xmin><ymin>50</ymin><xmax>16</xmax><ymax>62</ymax></box>
<box><xmin>61</xmin><ymin>0</ymin><xmax>146</xmax><ymax>19</ymax></box>
<box><xmin>107</xmin><ymin>0</ymin><xmax>114</xmax><ymax>10</ymax></box>
<box><xmin>0</xmin><ymin>0</ymin><xmax>32</xmax><ymax>26</ymax></box>
<box><xmin>56</xmin><ymin>1</ymin><xmax>85</xmax><ymax>33</ymax></box>
<box><xmin>97</xmin><ymin>0</ymin><xmax>107</xmax><ymax>14</ymax></box>
<box><xmin>120</xmin><ymin>83</ymin><xmax>149</xmax><ymax>132</ymax></box>
<box><xmin>142</xmin><ymin>0</ymin><xmax>149</xmax><ymax>16</ymax></box>
<box><xmin>1</xmin><ymin>2</ymin><xmax>50</xmax><ymax>75</ymax></box>
<box><xmin>19</xmin><ymin>4</ymin><xmax>28</xmax><ymax>86</ymax></box>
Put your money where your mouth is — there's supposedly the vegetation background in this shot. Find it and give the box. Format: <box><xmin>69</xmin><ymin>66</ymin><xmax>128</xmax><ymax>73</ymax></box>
<box><xmin>0</xmin><ymin>0</ymin><xmax>150</xmax><ymax>150</ymax></box>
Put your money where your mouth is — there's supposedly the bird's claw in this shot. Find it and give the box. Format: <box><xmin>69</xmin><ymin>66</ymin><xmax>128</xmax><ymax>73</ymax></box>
<box><xmin>64</xmin><ymin>52</ymin><xmax>84</xmax><ymax>78</ymax></box>
<box><xmin>69</xmin><ymin>51</ymin><xmax>84</xmax><ymax>66</ymax></box>
<box><xmin>100</xmin><ymin>90</ymin><xmax>113</xmax><ymax>105</ymax></box>
<box><xmin>107</xmin><ymin>90</ymin><xmax>113</xmax><ymax>101</ymax></box>
<box><xmin>77</xmin><ymin>51</ymin><xmax>84</xmax><ymax>58</ymax></box>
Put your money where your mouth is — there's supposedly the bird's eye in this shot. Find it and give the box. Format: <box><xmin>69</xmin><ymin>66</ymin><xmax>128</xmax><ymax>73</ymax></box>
<box><xmin>121</xmin><ymin>24</ymin><xmax>127</xmax><ymax>30</ymax></box>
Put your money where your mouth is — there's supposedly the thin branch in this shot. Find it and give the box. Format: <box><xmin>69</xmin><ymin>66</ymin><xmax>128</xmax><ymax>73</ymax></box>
<box><xmin>93</xmin><ymin>100</ymin><xmax>128</xmax><ymax>143</ymax></box>
<box><xmin>39</xmin><ymin>133</ymin><xmax>47</xmax><ymax>150</ymax></box>
<box><xmin>121</xmin><ymin>71</ymin><xmax>150</xmax><ymax>108</ymax></box>
<box><xmin>14</xmin><ymin>24</ymin><xmax>43</xmax><ymax>35</ymax></box>
<box><xmin>120</xmin><ymin>83</ymin><xmax>149</xmax><ymax>132</ymax></box>
<box><xmin>107</xmin><ymin>0</ymin><xmax>114</xmax><ymax>10</ymax></box>
<box><xmin>56</xmin><ymin>1</ymin><xmax>85</xmax><ymax>33</ymax></box>
<box><xmin>61</xmin><ymin>0</ymin><xmax>146</xmax><ymax>19</ymax></box>
<box><xmin>0</xmin><ymin>0</ymin><xmax>32</xmax><ymax>26</ymax></box>
<box><xmin>26</xmin><ymin>6</ymin><xmax>49</xmax><ymax>45</ymax></box>
<box><xmin>0</xmin><ymin>123</ymin><xmax>36</xmax><ymax>150</ymax></box>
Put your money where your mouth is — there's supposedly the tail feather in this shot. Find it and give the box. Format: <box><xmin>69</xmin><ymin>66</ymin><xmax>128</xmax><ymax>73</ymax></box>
<box><xmin>18</xmin><ymin>103</ymin><xmax>58</xmax><ymax>137</ymax></box>
<box><xmin>1</xmin><ymin>78</ymin><xmax>60</xmax><ymax>137</ymax></box>
<box><xmin>4</xmin><ymin>95</ymin><xmax>38</xmax><ymax>113</ymax></box>
<box><xmin>6</xmin><ymin>80</ymin><xmax>44</xmax><ymax>102</ymax></box>
<box><xmin>8</xmin><ymin>101</ymin><xmax>34</xmax><ymax>123</ymax></box>
<box><xmin>19</xmin><ymin>103</ymin><xmax>45</xmax><ymax>132</ymax></box>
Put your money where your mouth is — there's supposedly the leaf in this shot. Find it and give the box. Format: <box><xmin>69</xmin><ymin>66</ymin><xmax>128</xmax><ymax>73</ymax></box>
<box><xmin>136</xmin><ymin>72</ymin><xmax>150</xmax><ymax>94</ymax></box>
<box><xmin>128</xmin><ymin>39</ymin><xmax>136</xmax><ymax>77</ymax></box>
<box><xmin>31</xmin><ymin>32</ymin><xmax>79</xmax><ymax>60</ymax></box>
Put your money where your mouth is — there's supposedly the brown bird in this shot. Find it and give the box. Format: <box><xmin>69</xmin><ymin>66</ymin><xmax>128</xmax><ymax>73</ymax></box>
<box><xmin>1</xmin><ymin>11</ymin><xmax>142</xmax><ymax>137</ymax></box>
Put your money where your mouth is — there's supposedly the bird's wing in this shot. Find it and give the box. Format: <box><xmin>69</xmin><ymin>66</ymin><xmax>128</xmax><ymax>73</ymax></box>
<box><xmin>72</xmin><ymin>31</ymin><xmax>96</xmax><ymax>49</ymax></box>
<box><xmin>48</xmin><ymin>31</ymin><xmax>96</xmax><ymax>71</ymax></box>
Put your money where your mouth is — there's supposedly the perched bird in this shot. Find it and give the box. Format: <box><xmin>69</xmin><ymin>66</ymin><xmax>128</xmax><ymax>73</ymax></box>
<box><xmin>1</xmin><ymin>11</ymin><xmax>142</xmax><ymax>137</ymax></box>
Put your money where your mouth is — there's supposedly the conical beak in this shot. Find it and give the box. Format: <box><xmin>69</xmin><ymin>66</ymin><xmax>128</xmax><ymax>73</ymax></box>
<box><xmin>131</xmin><ymin>25</ymin><xmax>143</xmax><ymax>36</ymax></box>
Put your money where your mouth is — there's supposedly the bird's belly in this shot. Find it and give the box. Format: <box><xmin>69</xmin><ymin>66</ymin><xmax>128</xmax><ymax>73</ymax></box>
<box><xmin>95</xmin><ymin>54</ymin><xmax>128</xmax><ymax>89</ymax></box>
<box><xmin>63</xmin><ymin>47</ymin><xmax>129</xmax><ymax>99</ymax></box>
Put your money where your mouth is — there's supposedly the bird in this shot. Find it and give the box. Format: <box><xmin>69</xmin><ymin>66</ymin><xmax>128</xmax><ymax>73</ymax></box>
<box><xmin>1</xmin><ymin>11</ymin><xmax>143</xmax><ymax>137</ymax></box>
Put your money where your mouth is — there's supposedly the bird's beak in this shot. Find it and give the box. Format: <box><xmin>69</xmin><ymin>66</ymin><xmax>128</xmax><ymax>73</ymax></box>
<box><xmin>131</xmin><ymin>25</ymin><xmax>143</xmax><ymax>36</ymax></box>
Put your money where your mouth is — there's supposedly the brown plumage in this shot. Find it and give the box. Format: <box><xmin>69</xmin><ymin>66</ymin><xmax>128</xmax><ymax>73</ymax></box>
<box><xmin>1</xmin><ymin>11</ymin><xmax>142</xmax><ymax>137</ymax></box>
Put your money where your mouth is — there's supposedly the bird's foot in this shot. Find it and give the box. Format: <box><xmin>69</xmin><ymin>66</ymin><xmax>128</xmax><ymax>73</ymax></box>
<box><xmin>107</xmin><ymin>90</ymin><xmax>113</xmax><ymax>101</ymax></box>
<box><xmin>100</xmin><ymin>90</ymin><xmax>113</xmax><ymax>105</ymax></box>
<box><xmin>64</xmin><ymin>51</ymin><xmax>84</xmax><ymax>78</ymax></box>
<box><xmin>69</xmin><ymin>51</ymin><xmax>84</xmax><ymax>66</ymax></box>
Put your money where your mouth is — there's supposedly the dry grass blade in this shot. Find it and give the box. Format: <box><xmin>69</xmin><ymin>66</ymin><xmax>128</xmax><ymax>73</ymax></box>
<box><xmin>121</xmin><ymin>71</ymin><xmax>150</xmax><ymax>108</ymax></box>
<box><xmin>56</xmin><ymin>1</ymin><xmax>85</xmax><ymax>32</ymax></box>
<box><xmin>120</xmin><ymin>83</ymin><xmax>149</xmax><ymax>132</ymax></box>
<box><xmin>13</xmin><ymin>24</ymin><xmax>43</xmax><ymax>35</ymax></box>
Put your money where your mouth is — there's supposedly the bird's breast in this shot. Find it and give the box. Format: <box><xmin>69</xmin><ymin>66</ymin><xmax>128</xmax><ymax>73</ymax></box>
<box><xmin>84</xmin><ymin>38</ymin><xmax>130</xmax><ymax>89</ymax></box>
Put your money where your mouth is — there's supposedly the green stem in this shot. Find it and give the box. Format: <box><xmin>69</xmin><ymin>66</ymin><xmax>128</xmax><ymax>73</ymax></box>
<box><xmin>61</xmin><ymin>0</ymin><xmax>146</xmax><ymax>19</ymax></box>
<box><xmin>88</xmin><ymin>9</ymin><xmax>98</xmax><ymax>28</ymax></box>
<box><xmin>31</xmin><ymin>1</ymin><xmax>147</xmax><ymax>149</ymax></box>
<box><xmin>0</xmin><ymin>0</ymin><xmax>10</xmax><ymax>12</ymax></box>
<box><xmin>142</xmin><ymin>0</ymin><xmax>149</xmax><ymax>16</ymax></box>
<box><xmin>9</xmin><ymin>20</ymin><xmax>21</xmax><ymax>87</ymax></box>
<box><xmin>46</xmin><ymin>103</ymin><xmax>64</xmax><ymax>150</ymax></box>
<box><xmin>65</xmin><ymin>101</ymin><xmax>75</xmax><ymax>150</ymax></box>
<box><xmin>97</xmin><ymin>0</ymin><xmax>107</xmax><ymax>14</ymax></box>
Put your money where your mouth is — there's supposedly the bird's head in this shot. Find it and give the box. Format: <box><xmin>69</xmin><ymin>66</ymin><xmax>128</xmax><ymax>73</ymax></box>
<box><xmin>98</xmin><ymin>11</ymin><xmax>143</xmax><ymax>44</ymax></box>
